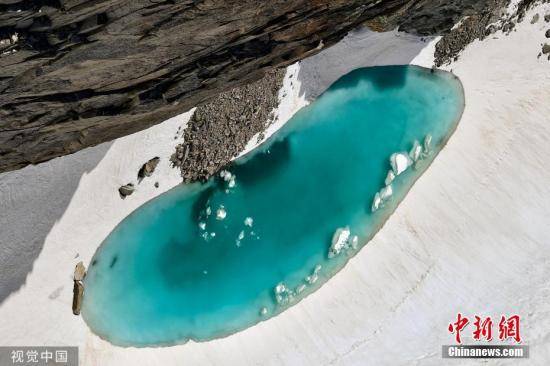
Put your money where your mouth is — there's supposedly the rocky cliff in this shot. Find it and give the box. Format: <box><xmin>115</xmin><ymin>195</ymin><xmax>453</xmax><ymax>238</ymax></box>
<box><xmin>0</xmin><ymin>0</ymin><xmax>498</xmax><ymax>173</ymax></box>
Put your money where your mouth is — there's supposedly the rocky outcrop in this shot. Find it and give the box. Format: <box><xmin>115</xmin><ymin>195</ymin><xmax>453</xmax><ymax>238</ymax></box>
<box><xmin>433</xmin><ymin>0</ymin><xmax>547</xmax><ymax>66</ymax></box>
<box><xmin>171</xmin><ymin>69</ymin><xmax>285</xmax><ymax>183</ymax></box>
<box><xmin>0</xmin><ymin>0</ymin><xmax>504</xmax><ymax>173</ymax></box>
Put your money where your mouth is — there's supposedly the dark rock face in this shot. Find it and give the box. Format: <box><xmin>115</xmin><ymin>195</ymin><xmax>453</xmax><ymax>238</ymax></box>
<box><xmin>0</xmin><ymin>0</ymin><xmax>499</xmax><ymax>173</ymax></box>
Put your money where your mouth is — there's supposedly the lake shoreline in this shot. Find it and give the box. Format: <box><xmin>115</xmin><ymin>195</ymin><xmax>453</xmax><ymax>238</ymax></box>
<box><xmin>1</xmin><ymin>1</ymin><xmax>550</xmax><ymax>363</ymax></box>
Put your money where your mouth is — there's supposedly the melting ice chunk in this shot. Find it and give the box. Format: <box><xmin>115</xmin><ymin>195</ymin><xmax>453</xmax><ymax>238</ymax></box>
<box><xmin>385</xmin><ymin>170</ymin><xmax>395</xmax><ymax>186</ymax></box>
<box><xmin>216</xmin><ymin>206</ymin><xmax>227</xmax><ymax>220</ymax></box>
<box><xmin>379</xmin><ymin>184</ymin><xmax>393</xmax><ymax>201</ymax></box>
<box><xmin>351</xmin><ymin>235</ymin><xmax>359</xmax><ymax>249</ymax></box>
<box><xmin>260</xmin><ymin>307</ymin><xmax>268</xmax><ymax>316</ymax></box>
<box><xmin>328</xmin><ymin>227</ymin><xmax>351</xmax><ymax>258</ymax></box>
<box><xmin>423</xmin><ymin>134</ymin><xmax>432</xmax><ymax>153</ymax></box>
<box><xmin>371</xmin><ymin>192</ymin><xmax>381</xmax><ymax>212</ymax></box>
<box><xmin>306</xmin><ymin>264</ymin><xmax>322</xmax><ymax>284</ymax></box>
<box><xmin>219</xmin><ymin>170</ymin><xmax>232</xmax><ymax>181</ymax></box>
<box><xmin>198</xmin><ymin>222</ymin><xmax>206</xmax><ymax>230</ymax></box>
<box><xmin>220</xmin><ymin>170</ymin><xmax>236</xmax><ymax>188</ymax></box>
<box><xmin>274</xmin><ymin>282</ymin><xmax>294</xmax><ymax>305</ymax></box>
<box><xmin>409</xmin><ymin>140</ymin><xmax>422</xmax><ymax>162</ymax></box>
<box><xmin>390</xmin><ymin>152</ymin><xmax>413</xmax><ymax>176</ymax></box>
<box><xmin>238</xmin><ymin>230</ymin><xmax>245</xmax><ymax>240</ymax></box>
<box><xmin>295</xmin><ymin>284</ymin><xmax>306</xmax><ymax>294</ymax></box>
<box><xmin>244</xmin><ymin>217</ymin><xmax>254</xmax><ymax>227</ymax></box>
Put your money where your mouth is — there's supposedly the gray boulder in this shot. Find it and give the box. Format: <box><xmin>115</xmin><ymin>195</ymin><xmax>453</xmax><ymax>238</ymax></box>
<box><xmin>138</xmin><ymin>157</ymin><xmax>160</xmax><ymax>182</ymax></box>
<box><xmin>72</xmin><ymin>281</ymin><xmax>84</xmax><ymax>316</ymax></box>
<box><xmin>118</xmin><ymin>183</ymin><xmax>135</xmax><ymax>198</ymax></box>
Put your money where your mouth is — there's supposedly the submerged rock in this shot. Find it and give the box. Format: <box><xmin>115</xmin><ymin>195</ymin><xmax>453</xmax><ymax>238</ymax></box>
<box><xmin>138</xmin><ymin>157</ymin><xmax>160</xmax><ymax>182</ymax></box>
<box><xmin>118</xmin><ymin>183</ymin><xmax>135</xmax><ymax>199</ymax></box>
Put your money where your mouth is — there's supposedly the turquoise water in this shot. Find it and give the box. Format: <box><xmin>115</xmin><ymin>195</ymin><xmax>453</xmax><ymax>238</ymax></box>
<box><xmin>82</xmin><ymin>65</ymin><xmax>464</xmax><ymax>347</ymax></box>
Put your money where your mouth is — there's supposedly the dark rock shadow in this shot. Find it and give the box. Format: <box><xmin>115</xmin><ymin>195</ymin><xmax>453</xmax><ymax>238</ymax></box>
<box><xmin>0</xmin><ymin>141</ymin><xmax>112</xmax><ymax>304</ymax></box>
<box><xmin>296</xmin><ymin>27</ymin><xmax>433</xmax><ymax>101</ymax></box>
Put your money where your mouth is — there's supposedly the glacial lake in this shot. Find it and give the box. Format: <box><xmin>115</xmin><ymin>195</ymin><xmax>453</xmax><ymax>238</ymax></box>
<box><xmin>82</xmin><ymin>65</ymin><xmax>464</xmax><ymax>347</ymax></box>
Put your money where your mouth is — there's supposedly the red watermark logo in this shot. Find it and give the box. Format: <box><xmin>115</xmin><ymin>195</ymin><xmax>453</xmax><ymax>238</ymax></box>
<box><xmin>448</xmin><ymin>313</ymin><xmax>521</xmax><ymax>344</ymax></box>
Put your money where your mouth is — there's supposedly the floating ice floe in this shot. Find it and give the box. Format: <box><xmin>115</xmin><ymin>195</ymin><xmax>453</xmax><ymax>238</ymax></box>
<box><xmin>328</xmin><ymin>227</ymin><xmax>358</xmax><ymax>259</ymax></box>
<box><xmin>244</xmin><ymin>217</ymin><xmax>254</xmax><ymax>227</ymax></box>
<box><xmin>385</xmin><ymin>170</ymin><xmax>395</xmax><ymax>186</ymax></box>
<box><xmin>216</xmin><ymin>206</ymin><xmax>227</xmax><ymax>220</ymax></box>
<box><xmin>409</xmin><ymin>140</ymin><xmax>422</xmax><ymax>162</ymax></box>
<box><xmin>328</xmin><ymin>227</ymin><xmax>350</xmax><ymax>258</ymax></box>
<box><xmin>238</xmin><ymin>231</ymin><xmax>245</xmax><ymax>240</ymax></box>
<box><xmin>260</xmin><ymin>307</ymin><xmax>268</xmax><ymax>316</ymax></box>
<box><xmin>198</xmin><ymin>222</ymin><xmax>206</xmax><ymax>230</ymax></box>
<box><xmin>205</xmin><ymin>206</ymin><xmax>212</xmax><ymax>217</ymax></box>
<box><xmin>390</xmin><ymin>152</ymin><xmax>413</xmax><ymax>176</ymax></box>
